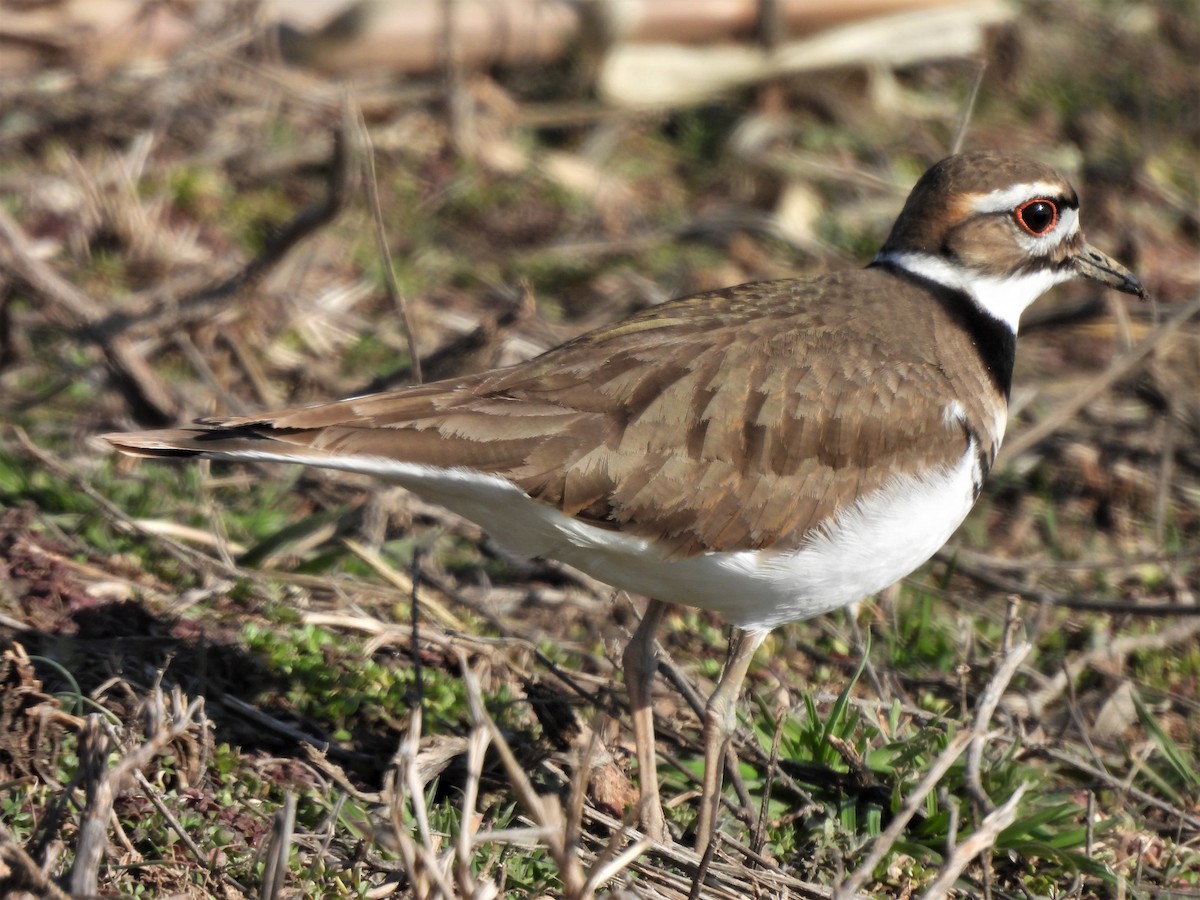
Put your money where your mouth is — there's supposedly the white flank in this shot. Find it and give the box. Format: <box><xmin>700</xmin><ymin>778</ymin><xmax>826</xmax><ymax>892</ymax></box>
<box><xmin>198</xmin><ymin>440</ymin><xmax>982</xmax><ymax>632</ymax></box>
<box><xmin>873</xmin><ymin>249</ymin><xmax>1075</xmax><ymax>332</ymax></box>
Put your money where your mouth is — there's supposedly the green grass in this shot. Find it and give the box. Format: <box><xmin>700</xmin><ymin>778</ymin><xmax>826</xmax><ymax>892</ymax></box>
<box><xmin>2</xmin><ymin>1</ymin><xmax>1198</xmax><ymax>894</ymax></box>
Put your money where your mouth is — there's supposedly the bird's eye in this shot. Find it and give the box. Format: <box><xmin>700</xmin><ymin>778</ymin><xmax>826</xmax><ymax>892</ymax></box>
<box><xmin>1014</xmin><ymin>199</ymin><xmax>1058</xmax><ymax>236</ymax></box>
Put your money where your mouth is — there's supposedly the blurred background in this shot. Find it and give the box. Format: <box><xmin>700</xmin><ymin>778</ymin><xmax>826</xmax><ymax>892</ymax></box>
<box><xmin>0</xmin><ymin>1</ymin><xmax>1197</xmax><ymax>897</ymax></box>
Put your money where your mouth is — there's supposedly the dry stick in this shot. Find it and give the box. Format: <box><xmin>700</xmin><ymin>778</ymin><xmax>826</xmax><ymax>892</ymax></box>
<box><xmin>0</xmin><ymin>206</ymin><xmax>176</xmax><ymax>422</ymax></box>
<box><xmin>352</xmin><ymin>97</ymin><xmax>423</xmax><ymax>384</ymax></box>
<box><xmin>386</xmin><ymin>754</ymin><xmax>424</xmax><ymax>899</ymax></box>
<box><xmin>832</xmin><ymin>730</ymin><xmax>974</xmax><ymax>900</ymax></box>
<box><xmin>260</xmin><ymin>792</ymin><xmax>298</xmax><ymax>900</ymax></box>
<box><xmin>128</xmin><ymin>767</ymin><xmax>246</xmax><ymax>896</ymax></box>
<box><xmin>166</xmin><ymin>123</ymin><xmax>354</xmax><ymax>324</ymax></box>
<box><xmin>0</xmin><ymin>822</ymin><xmax>73</xmax><ymax>900</ymax></box>
<box><xmin>456</xmin><ymin>720</ymin><xmax>494</xmax><ymax>898</ymax></box>
<box><xmin>459</xmin><ymin>656</ymin><xmax>591</xmax><ymax>899</ymax></box>
<box><xmin>1091</xmin><ymin>743</ymin><xmax>1200</xmax><ymax>826</ymax></box>
<box><xmin>583</xmin><ymin>838</ymin><xmax>655</xmax><ymax>897</ymax></box>
<box><xmin>395</xmin><ymin>705</ymin><xmax>458</xmax><ymax>900</ymax></box>
<box><xmin>223</xmin><ymin>695</ymin><xmax>363</xmax><ymax>766</ymax></box>
<box><xmin>1059</xmin><ymin>658</ymin><xmax>1110</xmax><ymax>778</ymax></box>
<box><xmin>389</xmin><ymin>557</ymin><xmax>457</xmax><ymax>900</ymax></box>
<box><xmin>964</xmin><ymin>641</ymin><xmax>1032</xmax><ymax>811</ymax></box>
<box><xmin>306</xmin><ymin>792</ymin><xmax>349</xmax><ymax>891</ymax></box>
<box><xmin>69</xmin><ymin>696</ymin><xmax>207</xmax><ymax>895</ymax></box>
<box><xmin>579</xmin><ymin>808</ymin><xmax>834</xmax><ymax>900</ymax></box>
<box><xmin>943</xmin><ymin>551</ymin><xmax>1200</xmax><ymax>616</ymax></box>
<box><xmin>566</xmin><ymin>723</ymin><xmax>599</xmax><ymax>844</ymax></box>
<box><xmin>442</xmin><ymin>0</ymin><xmax>474</xmax><ymax>158</ymax></box>
<box><xmin>918</xmin><ymin>784</ymin><xmax>1029</xmax><ymax>900</ymax></box>
<box><xmin>70</xmin><ymin>716</ymin><xmax>115</xmax><ymax>896</ymax></box>
<box><xmin>1006</xmin><ymin>617</ymin><xmax>1200</xmax><ymax>721</ymax></box>
<box><xmin>576</xmin><ymin>733</ymin><xmax>652</xmax><ymax>897</ymax></box>
<box><xmin>752</xmin><ymin>716</ymin><xmax>786</xmax><ymax>857</ymax></box>
<box><xmin>302</xmin><ymin>744</ymin><xmax>387</xmax><ymax>804</ymax></box>
<box><xmin>1000</xmin><ymin>291</ymin><xmax>1200</xmax><ymax>463</ymax></box>
<box><xmin>948</xmin><ymin>544</ymin><xmax>1200</xmax><ymax>574</ymax></box>
<box><xmin>1154</xmin><ymin>418</ymin><xmax>1178</xmax><ymax>544</ymax></box>
<box><xmin>950</xmin><ymin>59</ymin><xmax>987</xmax><ymax>156</ymax></box>
<box><xmin>972</xmin><ymin>725</ymin><xmax>1200</xmax><ymax>835</ymax></box>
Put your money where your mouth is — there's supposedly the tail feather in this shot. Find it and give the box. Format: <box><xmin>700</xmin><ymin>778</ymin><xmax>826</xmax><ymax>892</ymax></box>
<box><xmin>102</xmin><ymin>428</ymin><xmax>281</xmax><ymax>460</ymax></box>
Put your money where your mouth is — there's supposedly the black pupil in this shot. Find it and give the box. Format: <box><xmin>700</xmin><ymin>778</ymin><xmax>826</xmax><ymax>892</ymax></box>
<box><xmin>1021</xmin><ymin>201</ymin><xmax>1055</xmax><ymax>233</ymax></box>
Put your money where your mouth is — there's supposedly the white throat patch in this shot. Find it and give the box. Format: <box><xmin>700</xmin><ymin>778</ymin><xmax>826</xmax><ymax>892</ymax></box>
<box><xmin>872</xmin><ymin>249</ymin><xmax>1076</xmax><ymax>332</ymax></box>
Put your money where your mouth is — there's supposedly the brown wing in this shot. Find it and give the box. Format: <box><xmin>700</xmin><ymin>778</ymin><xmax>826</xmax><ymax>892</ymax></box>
<box><xmin>479</xmin><ymin>276</ymin><xmax>976</xmax><ymax>555</ymax></box>
<box><xmin>107</xmin><ymin>272</ymin><xmax>980</xmax><ymax>557</ymax></box>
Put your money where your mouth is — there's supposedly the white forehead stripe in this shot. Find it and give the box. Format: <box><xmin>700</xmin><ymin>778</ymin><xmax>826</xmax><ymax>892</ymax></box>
<box><xmin>1054</xmin><ymin>206</ymin><xmax>1080</xmax><ymax>237</ymax></box>
<box><xmin>968</xmin><ymin>181</ymin><xmax>1072</xmax><ymax>215</ymax></box>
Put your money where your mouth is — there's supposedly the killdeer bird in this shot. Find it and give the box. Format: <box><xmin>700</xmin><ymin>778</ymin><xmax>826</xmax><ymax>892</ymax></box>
<box><xmin>104</xmin><ymin>152</ymin><xmax>1145</xmax><ymax>853</ymax></box>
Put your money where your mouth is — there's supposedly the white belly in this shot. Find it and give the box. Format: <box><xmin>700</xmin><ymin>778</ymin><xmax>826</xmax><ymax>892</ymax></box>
<box><xmin>226</xmin><ymin>447</ymin><xmax>982</xmax><ymax>632</ymax></box>
<box><xmin>517</xmin><ymin>447</ymin><xmax>982</xmax><ymax>630</ymax></box>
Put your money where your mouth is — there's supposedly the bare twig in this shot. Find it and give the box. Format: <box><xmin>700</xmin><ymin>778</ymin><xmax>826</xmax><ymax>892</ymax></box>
<box><xmin>69</xmin><ymin>693</ymin><xmax>207</xmax><ymax>895</ymax></box>
<box><xmin>965</xmin><ymin>641</ymin><xmax>1032</xmax><ymax>811</ymax></box>
<box><xmin>833</xmin><ymin>730</ymin><xmax>974</xmax><ymax>900</ymax></box>
<box><xmin>0</xmin><ymin>206</ymin><xmax>176</xmax><ymax>422</ymax></box>
<box><xmin>918</xmin><ymin>784</ymin><xmax>1028</xmax><ymax>900</ymax></box>
<box><xmin>260</xmin><ymin>792</ymin><xmax>298</xmax><ymax>900</ymax></box>
<box><xmin>580</xmin><ymin>804</ymin><xmax>847</xmax><ymax>898</ymax></box>
<box><xmin>946</xmin><ymin>544</ymin><xmax>1200</xmax><ymax>574</ymax></box>
<box><xmin>460</xmin><ymin>654</ymin><xmax>594</xmax><ymax>898</ymax></box>
<box><xmin>753</xmin><ymin>715</ymin><xmax>785</xmax><ymax>857</ymax></box>
<box><xmin>352</xmin><ymin>96</ymin><xmax>423</xmax><ymax>383</ymax></box>
<box><xmin>0</xmin><ymin>822</ymin><xmax>73</xmax><ymax>900</ymax></box>
<box><xmin>950</xmin><ymin>59</ymin><xmax>987</xmax><ymax>155</ymax></box>
<box><xmin>129</xmin><ymin>767</ymin><xmax>245</xmax><ymax>894</ymax></box>
<box><xmin>941</xmin><ymin>549</ymin><xmax>1200</xmax><ymax>616</ymax></box>
<box><xmin>390</xmin><ymin>703</ymin><xmax>458</xmax><ymax>900</ymax></box>
<box><xmin>942</xmin><ymin>723</ymin><xmax>1200</xmax><ymax>835</ymax></box>
<box><xmin>1001</xmin><ymin>291</ymin><xmax>1200</xmax><ymax>462</ymax></box>
<box><xmin>454</xmin><ymin>711</ymin><xmax>496</xmax><ymax>898</ymax></box>
<box><xmin>1004</xmin><ymin>618</ymin><xmax>1200</xmax><ymax>720</ymax></box>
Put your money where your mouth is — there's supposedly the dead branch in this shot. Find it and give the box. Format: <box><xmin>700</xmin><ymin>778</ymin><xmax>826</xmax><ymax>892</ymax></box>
<box><xmin>147</xmin><ymin>122</ymin><xmax>354</xmax><ymax>334</ymax></box>
<box><xmin>940</xmin><ymin>549</ymin><xmax>1200</xmax><ymax>616</ymax></box>
<box><xmin>833</xmin><ymin>730</ymin><xmax>974</xmax><ymax>900</ymax></box>
<box><xmin>0</xmin><ymin>206</ymin><xmax>177</xmax><ymax>423</ymax></box>
<box><xmin>260</xmin><ymin>792</ymin><xmax>297</xmax><ymax>900</ymax></box>
<box><xmin>68</xmin><ymin>691</ymin><xmax>207</xmax><ymax>895</ymax></box>
<box><xmin>965</xmin><ymin>641</ymin><xmax>1032</xmax><ymax>811</ymax></box>
<box><xmin>1001</xmin><ymin>291</ymin><xmax>1200</xmax><ymax>462</ymax></box>
<box><xmin>1042</xmin><ymin>746</ymin><xmax>1200</xmax><ymax>834</ymax></box>
<box><xmin>352</xmin><ymin>98</ymin><xmax>423</xmax><ymax>384</ymax></box>
<box><xmin>1004</xmin><ymin>618</ymin><xmax>1200</xmax><ymax>721</ymax></box>
<box><xmin>0</xmin><ymin>822</ymin><xmax>72</xmax><ymax>900</ymax></box>
<box><xmin>917</xmin><ymin>784</ymin><xmax>1028</xmax><ymax>900</ymax></box>
<box><xmin>459</xmin><ymin>655</ymin><xmax>585</xmax><ymax>897</ymax></box>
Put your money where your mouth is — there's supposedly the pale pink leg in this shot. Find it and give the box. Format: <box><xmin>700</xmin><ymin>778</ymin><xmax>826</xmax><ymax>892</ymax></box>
<box><xmin>695</xmin><ymin>627</ymin><xmax>767</xmax><ymax>857</ymax></box>
<box><xmin>621</xmin><ymin>598</ymin><xmax>669</xmax><ymax>842</ymax></box>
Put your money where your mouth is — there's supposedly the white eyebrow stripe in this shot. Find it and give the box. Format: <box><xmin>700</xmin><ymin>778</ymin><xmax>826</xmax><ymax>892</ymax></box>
<box><xmin>968</xmin><ymin>181</ymin><xmax>1072</xmax><ymax>214</ymax></box>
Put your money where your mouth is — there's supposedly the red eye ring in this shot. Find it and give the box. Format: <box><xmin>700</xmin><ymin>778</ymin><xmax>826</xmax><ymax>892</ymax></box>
<box><xmin>1014</xmin><ymin>199</ymin><xmax>1058</xmax><ymax>236</ymax></box>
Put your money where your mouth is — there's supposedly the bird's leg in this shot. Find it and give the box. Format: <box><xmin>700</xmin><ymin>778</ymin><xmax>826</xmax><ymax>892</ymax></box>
<box><xmin>695</xmin><ymin>627</ymin><xmax>767</xmax><ymax>857</ymax></box>
<box><xmin>622</xmin><ymin>597</ymin><xmax>669</xmax><ymax>842</ymax></box>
